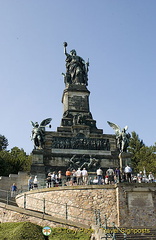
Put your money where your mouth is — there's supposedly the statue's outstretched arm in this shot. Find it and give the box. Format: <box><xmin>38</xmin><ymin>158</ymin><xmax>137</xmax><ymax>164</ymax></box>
<box><xmin>86</xmin><ymin>58</ymin><xmax>89</xmax><ymax>72</ymax></box>
<box><xmin>63</xmin><ymin>42</ymin><xmax>68</xmax><ymax>56</ymax></box>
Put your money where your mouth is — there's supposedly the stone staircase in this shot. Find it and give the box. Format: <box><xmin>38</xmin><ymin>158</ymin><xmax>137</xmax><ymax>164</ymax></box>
<box><xmin>92</xmin><ymin>227</ymin><xmax>156</xmax><ymax>240</ymax></box>
<box><xmin>114</xmin><ymin>229</ymin><xmax>156</xmax><ymax>240</ymax></box>
<box><xmin>100</xmin><ymin>228</ymin><xmax>156</xmax><ymax>240</ymax></box>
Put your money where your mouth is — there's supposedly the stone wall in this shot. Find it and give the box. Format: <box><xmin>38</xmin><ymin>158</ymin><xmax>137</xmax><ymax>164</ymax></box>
<box><xmin>117</xmin><ymin>184</ymin><xmax>156</xmax><ymax>227</ymax></box>
<box><xmin>0</xmin><ymin>172</ymin><xmax>29</xmax><ymax>194</ymax></box>
<box><xmin>16</xmin><ymin>183</ymin><xmax>156</xmax><ymax>228</ymax></box>
<box><xmin>0</xmin><ymin>203</ymin><xmax>85</xmax><ymax>229</ymax></box>
<box><xmin>16</xmin><ymin>185</ymin><xmax>117</xmax><ymax>226</ymax></box>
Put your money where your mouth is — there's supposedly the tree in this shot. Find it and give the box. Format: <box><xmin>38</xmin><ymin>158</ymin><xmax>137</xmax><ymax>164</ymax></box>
<box><xmin>128</xmin><ymin>131</ymin><xmax>156</xmax><ymax>174</ymax></box>
<box><xmin>9</xmin><ymin>147</ymin><xmax>32</xmax><ymax>173</ymax></box>
<box><xmin>128</xmin><ymin>131</ymin><xmax>145</xmax><ymax>171</ymax></box>
<box><xmin>136</xmin><ymin>145</ymin><xmax>156</xmax><ymax>174</ymax></box>
<box><xmin>0</xmin><ymin>147</ymin><xmax>32</xmax><ymax>176</ymax></box>
<box><xmin>0</xmin><ymin>150</ymin><xmax>12</xmax><ymax>176</ymax></box>
<box><xmin>0</xmin><ymin>135</ymin><xmax>8</xmax><ymax>151</ymax></box>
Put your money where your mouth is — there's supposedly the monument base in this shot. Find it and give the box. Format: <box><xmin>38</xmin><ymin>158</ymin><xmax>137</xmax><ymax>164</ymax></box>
<box><xmin>30</xmin><ymin>150</ymin><xmax>46</xmax><ymax>185</ymax></box>
<box><xmin>119</xmin><ymin>152</ymin><xmax>133</xmax><ymax>172</ymax></box>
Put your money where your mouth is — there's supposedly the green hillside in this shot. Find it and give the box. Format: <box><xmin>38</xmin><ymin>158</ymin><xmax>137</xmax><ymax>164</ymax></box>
<box><xmin>0</xmin><ymin>222</ymin><xmax>92</xmax><ymax>240</ymax></box>
<box><xmin>0</xmin><ymin>222</ymin><xmax>44</xmax><ymax>240</ymax></box>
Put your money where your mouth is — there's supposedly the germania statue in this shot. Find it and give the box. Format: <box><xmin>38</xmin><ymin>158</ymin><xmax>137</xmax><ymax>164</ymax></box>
<box><xmin>62</xmin><ymin>42</ymin><xmax>89</xmax><ymax>86</ymax></box>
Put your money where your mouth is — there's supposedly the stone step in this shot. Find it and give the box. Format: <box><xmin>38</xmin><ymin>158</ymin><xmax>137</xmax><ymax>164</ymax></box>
<box><xmin>113</xmin><ymin>229</ymin><xmax>156</xmax><ymax>240</ymax></box>
<box><xmin>98</xmin><ymin>228</ymin><xmax>156</xmax><ymax>240</ymax></box>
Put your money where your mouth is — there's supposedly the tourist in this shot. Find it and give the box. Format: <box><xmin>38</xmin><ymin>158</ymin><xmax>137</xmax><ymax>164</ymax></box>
<box><xmin>96</xmin><ymin>167</ymin><xmax>103</xmax><ymax>185</ymax></box>
<box><xmin>46</xmin><ymin>173</ymin><xmax>52</xmax><ymax>188</ymax></box>
<box><xmin>137</xmin><ymin>171</ymin><xmax>143</xmax><ymax>183</ymax></box>
<box><xmin>76</xmin><ymin>168</ymin><xmax>82</xmax><ymax>185</ymax></box>
<box><xmin>71</xmin><ymin>169</ymin><xmax>77</xmax><ymax>185</ymax></box>
<box><xmin>148</xmin><ymin>172</ymin><xmax>154</xmax><ymax>183</ymax></box>
<box><xmin>93</xmin><ymin>176</ymin><xmax>98</xmax><ymax>185</ymax></box>
<box><xmin>105</xmin><ymin>175</ymin><xmax>109</xmax><ymax>184</ymax></box>
<box><xmin>11</xmin><ymin>183</ymin><xmax>17</xmax><ymax>197</ymax></box>
<box><xmin>88</xmin><ymin>177</ymin><xmax>92</xmax><ymax>185</ymax></box>
<box><xmin>28</xmin><ymin>176</ymin><xmax>33</xmax><ymax>190</ymax></box>
<box><xmin>57</xmin><ymin>171</ymin><xmax>62</xmax><ymax>185</ymax></box>
<box><xmin>66</xmin><ymin>169</ymin><xmax>71</xmax><ymax>182</ymax></box>
<box><xmin>132</xmin><ymin>175</ymin><xmax>137</xmax><ymax>183</ymax></box>
<box><xmin>106</xmin><ymin>167</ymin><xmax>114</xmax><ymax>184</ymax></box>
<box><xmin>114</xmin><ymin>167</ymin><xmax>121</xmax><ymax>183</ymax></box>
<box><xmin>33</xmin><ymin>176</ymin><xmax>39</xmax><ymax>189</ymax></box>
<box><xmin>124</xmin><ymin>165</ymin><xmax>132</xmax><ymax>183</ymax></box>
<box><xmin>81</xmin><ymin>168</ymin><xmax>88</xmax><ymax>185</ymax></box>
<box><xmin>51</xmin><ymin>171</ymin><xmax>57</xmax><ymax>187</ymax></box>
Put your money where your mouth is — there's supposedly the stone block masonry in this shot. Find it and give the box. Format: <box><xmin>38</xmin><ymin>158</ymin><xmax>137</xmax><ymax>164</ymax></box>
<box><xmin>15</xmin><ymin>183</ymin><xmax>156</xmax><ymax>228</ymax></box>
<box><xmin>16</xmin><ymin>185</ymin><xmax>117</xmax><ymax>226</ymax></box>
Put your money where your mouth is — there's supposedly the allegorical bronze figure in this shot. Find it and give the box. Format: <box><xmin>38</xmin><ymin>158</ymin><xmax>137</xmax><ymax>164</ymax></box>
<box><xmin>31</xmin><ymin>118</ymin><xmax>52</xmax><ymax>149</ymax></box>
<box><xmin>62</xmin><ymin>42</ymin><xmax>89</xmax><ymax>86</ymax></box>
<box><xmin>107</xmin><ymin>121</ymin><xmax>131</xmax><ymax>152</ymax></box>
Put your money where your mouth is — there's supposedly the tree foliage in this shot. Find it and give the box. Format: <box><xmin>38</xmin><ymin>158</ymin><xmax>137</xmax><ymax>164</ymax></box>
<box><xmin>128</xmin><ymin>131</ymin><xmax>156</xmax><ymax>174</ymax></box>
<box><xmin>0</xmin><ymin>146</ymin><xmax>32</xmax><ymax>176</ymax></box>
<box><xmin>0</xmin><ymin>134</ymin><xmax>32</xmax><ymax>176</ymax></box>
<box><xmin>0</xmin><ymin>135</ymin><xmax>8</xmax><ymax>151</ymax></box>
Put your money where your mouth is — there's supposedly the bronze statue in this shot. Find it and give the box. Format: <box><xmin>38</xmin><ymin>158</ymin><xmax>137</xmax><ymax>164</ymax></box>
<box><xmin>31</xmin><ymin>118</ymin><xmax>52</xmax><ymax>149</ymax></box>
<box><xmin>107</xmin><ymin>121</ymin><xmax>131</xmax><ymax>152</ymax></box>
<box><xmin>63</xmin><ymin>42</ymin><xmax>89</xmax><ymax>86</ymax></box>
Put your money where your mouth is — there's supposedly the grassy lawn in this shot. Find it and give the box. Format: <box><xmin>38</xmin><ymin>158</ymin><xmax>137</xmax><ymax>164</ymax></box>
<box><xmin>0</xmin><ymin>222</ymin><xmax>92</xmax><ymax>240</ymax></box>
<box><xmin>0</xmin><ymin>222</ymin><xmax>45</xmax><ymax>240</ymax></box>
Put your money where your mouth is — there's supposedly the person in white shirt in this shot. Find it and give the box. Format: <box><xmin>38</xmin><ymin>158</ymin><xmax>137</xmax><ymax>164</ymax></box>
<box><xmin>81</xmin><ymin>168</ymin><xmax>88</xmax><ymax>185</ymax></box>
<box><xmin>93</xmin><ymin>177</ymin><xmax>98</xmax><ymax>184</ymax></box>
<box><xmin>76</xmin><ymin>168</ymin><xmax>82</xmax><ymax>185</ymax></box>
<box><xmin>148</xmin><ymin>172</ymin><xmax>154</xmax><ymax>183</ymax></box>
<box><xmin>51</xmin><ymin>171</ymin><xmax>58</xmax><ymax>187</ymax></box>
<box><xmin>96</xmin><ymin>168</ymin><xmax>103</xmax><ymax>185</ymax></box>
<box><xmin>106</xmin><ymin>167</ymin><xmax>114</xmax><ymax>184</ymax></box>
<box><xmin>33</xmin><ymin>176</ymin><xmax>39</xmax><ymax>189</ymax></box>
<box><xmin>124</xmin><ymin>165</ymin><xmax>132</xmax><ymax>182</ymax></box>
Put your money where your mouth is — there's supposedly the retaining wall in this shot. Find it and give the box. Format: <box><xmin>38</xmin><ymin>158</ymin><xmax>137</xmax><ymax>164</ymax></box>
<box><xmin>16</xmin><ymin>183</ymin><xmax>156</xmax><ymax>228</ymax></box>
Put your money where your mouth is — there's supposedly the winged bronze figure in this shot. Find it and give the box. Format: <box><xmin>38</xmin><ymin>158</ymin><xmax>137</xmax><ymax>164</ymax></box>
<box><xmin>107</xmin><ymin>121</ymin><xmax>130</xmax><ymax>152</ymax></box>
<box><xmin>31</xmin><ymin>118</ymin><xmax>52</xmax><ymax>149</ymax></box>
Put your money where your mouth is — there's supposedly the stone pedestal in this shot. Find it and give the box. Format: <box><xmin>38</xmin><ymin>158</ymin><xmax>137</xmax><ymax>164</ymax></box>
<box><xmin>119</xmin><ymin>152</ymin><xmax>132</xmax><ymax>172</ymax></box>
<box><xmin>62</xmin><ymin>84</ymin><xmax>90</xmax><ymax>113</ymax></box>
<box><xmin>31</xmin><ymin>150</ymin><xmax>46</xmax><ymax>185</ymax></box>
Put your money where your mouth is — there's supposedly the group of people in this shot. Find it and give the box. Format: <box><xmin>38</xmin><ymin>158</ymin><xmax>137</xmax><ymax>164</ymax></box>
<box><xmin>132</xmin><ymin>171</ymin><xmax>155</xmax><ymax>183</ymax></box>
<box><xmin>28</xmin><ymin>176</ymin><xmax>39</xmax><ymax>190</ymax></box>
<box><xmin>95</xmin><ymin>167</ymin><xmax>122</xmax><ymax>185</ymax></box>
<box><xmin>29</xmin><ymin>166</ymin><xmax>155</xmax><ymax>190</ymax></box>
<box><xmin>45</xmin><ymin>166</ymin><xmax>131</xmax><ymax>187</ymax></box>
<box><xmin>95</xmin><ymin>166</ymin><xmax>155</xmax><ymax>184</ymax></box>
<box><xmin>65</xmin><ymin>168</ymin><xmax>89</xmax><ymax>185</ymax></box>
<box><xmin>46</xmin><ymin>171</ymin><xmax>62</xmax><ymax>187</ymax></box>
<box><xmin>46</xmin><ymin>168</ymin><xmax>89</xmax><ymax>187</ymax></box>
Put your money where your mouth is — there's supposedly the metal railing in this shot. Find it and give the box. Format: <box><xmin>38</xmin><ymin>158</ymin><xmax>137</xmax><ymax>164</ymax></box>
<box><xmin>0</xmin><ymin>189</ymin><xmax>19</xmax><ymax>205</ymax></box>
<box><xmin>97</xmin><ymin>214</ymin><xmax>127</xmax><ymax>240</ymax></box>
<box><xmin>0</xmin><ymin>188</ymin><xmax>95</xmax><ymax>225</ymax></box>
<box><xmin>23</xmin><ymin>194</ymin><xmax>94</xmax><ymax>225</ymax></box>
<box><xmin>112</xmin><ymin>223</ymin><xmax>127</xmax><ymax>240</ymax></box>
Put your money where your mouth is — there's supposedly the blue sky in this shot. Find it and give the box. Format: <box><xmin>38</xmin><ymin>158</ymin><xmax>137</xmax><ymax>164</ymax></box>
<box><xmin>0</xmin><ymin>0</ymin><xmax>156</xmax><ymax>154</ymax></box>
